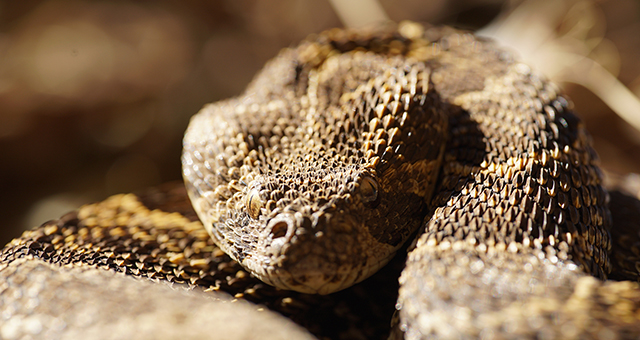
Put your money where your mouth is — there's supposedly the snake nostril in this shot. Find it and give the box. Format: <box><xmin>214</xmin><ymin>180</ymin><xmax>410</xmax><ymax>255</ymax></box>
<box><xmin>271</xmin><ymin>221</ymin><xmax>289</xmax><ymax>239</ymax></box>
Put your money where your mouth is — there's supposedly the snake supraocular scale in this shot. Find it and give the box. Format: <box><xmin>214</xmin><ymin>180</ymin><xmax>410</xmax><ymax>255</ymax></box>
<box><xmin>3</xmin><ymin>21</ymin><xmax>640</xmax><ymax>340</ymax></box>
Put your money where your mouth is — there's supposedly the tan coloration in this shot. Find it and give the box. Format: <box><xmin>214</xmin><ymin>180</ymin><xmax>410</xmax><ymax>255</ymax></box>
<box><xmin>0</xmin><ymin>258</ymin><xmax>315</xmax><ymax>340</ymax></box>
<box><xmin>183</xmin><ymin>22</ymin><xmax>450</xmax><ymax>294</ymax></box>
<box><xmin>389</xmin><ymin>22</ymin><xmax>619</xmax><ymax>338</ymax></box>
<box><xmin>2</xmin><ymin>183</ymin><xmax>640</xmax><ymax>339</ymax></box>
<box><xmin>183</xmin><ymin>20</ymin><xmax>611</xmax><ymax>297</ymax></box>
<box><xmin>180</xmin><ymin>21</ymin><xmax>640</xmax><ymax>338</ymax></box>
<box><xmin>400</xmin><ymin>171</ymin><xmax>640</xmax><ymax>340</ymax></box>
<box><xmin>396</xmin><ymin>242</ymin><xmax>640</xmax><ymax>339</ymax></box>
<box><xmin>3</xmin><ymin>22</ymin><xmax>640</xmax><ymax>340</ymax></box>
<box><xmin>0</xmin><ymin>183</ymin><xmax>401</xmax><ymax>340</ymax></box>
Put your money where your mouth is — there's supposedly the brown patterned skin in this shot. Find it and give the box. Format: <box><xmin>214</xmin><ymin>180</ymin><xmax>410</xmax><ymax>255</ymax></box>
<box><xmin>396</xmin><ymin>177</ymin><xmax>640</xmax><ymax>339</ymax></box>
<box><xmin>183</xmin><ymin>21</ymin><xmax>610</xmax><ymax>296</ymax></box>
<box><xmin>183</xmin><ymin>23</ymin><xmax>449</xmax><ymax>294</ymax></box>
<box><xmin>0</xmin><ymin>259</ymin><xmax>316</xmax><ymax>340</ymax></box>
<box><xmin>2</xmin><ymin>184</ymin><xmax>640</xmax><ymax>339</ymax></box>
<box><xmin>0</xmin><ymin>183</ymin><xmax>401</xmax><ymax>340</ymax></box>
<box><xmin>3</xmin><ymin>21</ymin><xmax>640</xmax><ymax>340</ymax></box>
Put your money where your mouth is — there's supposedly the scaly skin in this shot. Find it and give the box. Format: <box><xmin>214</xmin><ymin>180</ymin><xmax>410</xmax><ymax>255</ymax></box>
<box><xmin>183</xmin><ymin>21</ymin><xmax>609</xmax><ymax>295</ymax></box>
<box><xmin>2</xmin><ymin>22</ymin><xmax>640</xmax><ymax>340</ymax></box>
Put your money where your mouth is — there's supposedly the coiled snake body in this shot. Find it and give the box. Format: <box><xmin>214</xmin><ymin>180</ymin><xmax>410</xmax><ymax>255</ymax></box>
<box><xmin>3</xmin><ymin>22</ymin><xmax>640</xmax><ymax>340</ymax></box>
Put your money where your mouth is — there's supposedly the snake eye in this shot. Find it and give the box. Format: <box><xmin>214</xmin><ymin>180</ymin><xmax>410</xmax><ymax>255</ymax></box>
<box><xmin>246</xmin><ymin>189</ymin><xmax>263</xmax><ymax>219</ymax></box>
<box><xmin>359</xmin><ymin>176</ymin><xmax>379</xmax><ymax>204</ymax></box>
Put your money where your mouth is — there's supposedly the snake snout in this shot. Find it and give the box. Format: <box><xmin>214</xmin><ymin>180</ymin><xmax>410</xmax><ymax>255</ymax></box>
<box><xmin>254</xmin><ymin>212</ymin><xmax>390</xmax><ymax>294</ymax></box>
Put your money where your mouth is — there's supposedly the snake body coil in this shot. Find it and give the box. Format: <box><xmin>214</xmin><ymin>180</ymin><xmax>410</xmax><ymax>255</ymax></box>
<box><xmin>183</xmin><ymin>21</ymin><xmax>609</xmax><ymax>295</ymax></box>
<box><xmin>3</xmin><ymin>21</ymin><xmax>640</xmax><ymax>340</ymax></box>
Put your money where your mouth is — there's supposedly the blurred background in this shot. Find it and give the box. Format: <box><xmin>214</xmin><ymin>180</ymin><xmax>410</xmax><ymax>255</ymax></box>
<box><xmin>0</xmin><ymin>0</ymin><xmax>639</xmax><ymax>245</ymax></box>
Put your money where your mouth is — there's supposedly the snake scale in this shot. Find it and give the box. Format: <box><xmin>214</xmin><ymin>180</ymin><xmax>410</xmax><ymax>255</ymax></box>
<box><xmin>3</xmin><ymin>21</ymin><xmax>640</xmax><ymax>340</ymax></box>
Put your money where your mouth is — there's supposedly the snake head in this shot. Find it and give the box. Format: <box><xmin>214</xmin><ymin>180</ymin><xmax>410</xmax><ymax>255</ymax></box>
<box><xmin>184</xmin><ymin>148</ymin><xmax>407</xmax><ymax>294</ymax></box>
<box><xmin>227</xmin><ymin>171</ymin><xmax>400</xmax><ymax>294</ymax></box>
<box><xmin>182</xmin><ymin>32</ymin><xmax>448</xmax><ymax>294</ymax></box>
<box><xmin>184</xmin><ymin>132</ymin><xmax>441</xmax><ymax>294</ymax></box>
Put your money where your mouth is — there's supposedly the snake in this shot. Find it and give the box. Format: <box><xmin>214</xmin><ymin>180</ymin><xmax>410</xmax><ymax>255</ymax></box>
<box><xmin>2</xmin><ymin>21</ymin><xmax>640</xmax><ymax>340</ymax></box>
